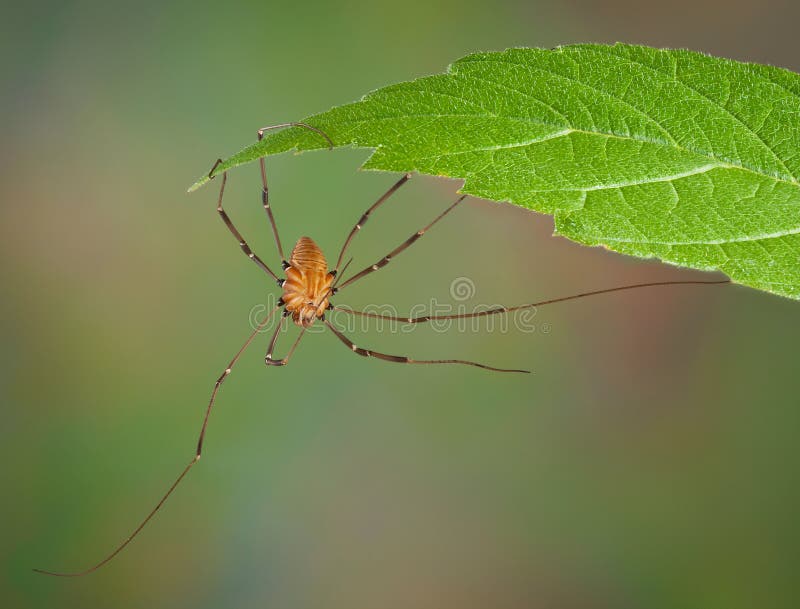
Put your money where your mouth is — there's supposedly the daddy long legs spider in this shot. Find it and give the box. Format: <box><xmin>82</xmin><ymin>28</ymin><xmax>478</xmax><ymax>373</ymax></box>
<box><xmin>35</xmin><ymin>122</ymin><xmax>729</xmax><ymax>576</ymax></box>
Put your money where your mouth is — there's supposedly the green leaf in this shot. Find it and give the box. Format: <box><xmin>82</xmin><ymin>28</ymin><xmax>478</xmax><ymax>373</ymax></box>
<box><xmin>189</xmin><ymin>44</ymin><xmax>800</xmax><ymax>300</ymax></box>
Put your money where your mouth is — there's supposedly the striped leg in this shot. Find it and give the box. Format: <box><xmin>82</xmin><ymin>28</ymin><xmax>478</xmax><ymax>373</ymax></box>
<box><xmin>265</xmin><ymin>312</ymin><xmax>307</xmax><ymax>366</ymax></box>
<box><xmin>209</xmin><ymin>161</ymin><xmax>279</xmax><ymax>281</ymax></box>
<box><xmin>256</xmin><ymin>122</ymin><xmax>334</xmax><ymax>266</ymax></box>
<box><xmin>332</xmin><ymin>173</ymin><xmax>412</xmax><ymax>273</ymax></box>
<box><xmin>323</xmin><ymin>319</ymin><xmax>529</xmax><ymax>374</ymax></box>
<box><xmin>331</xmin><ymin>279</ymin><xmax>732</xmax><ymax>324</ymax></box>
<box><xmin>336</xmin><ymin>195</ymin><xmax>467</xmax><ymax>291</ymax></box>
<box><xmin>34</xmin><ymin>306</ymin><xmax>281</xmax><ymax>577</ymax></box>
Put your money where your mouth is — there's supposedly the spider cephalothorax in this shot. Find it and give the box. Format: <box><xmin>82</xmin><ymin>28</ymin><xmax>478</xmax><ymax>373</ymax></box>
<box><xmin>280</xmin><ymin>236</ymin><xmax>334</xmax><ymax>327</ymax></box>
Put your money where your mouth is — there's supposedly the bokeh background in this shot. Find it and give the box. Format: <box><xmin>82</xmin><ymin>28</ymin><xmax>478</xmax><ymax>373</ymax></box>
<box><xmin>2</xmin><ymin>1</ymin><xmax>800</xmax><ymax>607</ymax></box>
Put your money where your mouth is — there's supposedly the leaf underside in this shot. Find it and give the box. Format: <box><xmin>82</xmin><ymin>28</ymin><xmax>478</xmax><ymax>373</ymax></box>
<box><xmin>190</xmin><ymin>44</ymin><xmax>800</xmax><ymax>300</ymax></box>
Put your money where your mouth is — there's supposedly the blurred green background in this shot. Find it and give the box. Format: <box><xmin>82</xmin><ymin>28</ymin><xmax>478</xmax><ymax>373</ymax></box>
<box><xmin>2</xmin><ymin>1</ymin><xmax>800</xmax><ymax>607</ymax></box>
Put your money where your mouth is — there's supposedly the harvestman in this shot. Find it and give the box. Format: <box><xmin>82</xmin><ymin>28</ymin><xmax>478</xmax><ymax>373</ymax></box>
<box><xmin>35</xmin><ymin>122</ymin><xmax>729</xmax><ymax>576</ymax></box>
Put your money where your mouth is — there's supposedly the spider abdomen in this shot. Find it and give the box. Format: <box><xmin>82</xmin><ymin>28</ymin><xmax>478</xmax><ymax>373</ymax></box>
<box><xmin>282</xmin><ymin>236</ymin><xmax>334</xmax><ymax>327</ymax></box>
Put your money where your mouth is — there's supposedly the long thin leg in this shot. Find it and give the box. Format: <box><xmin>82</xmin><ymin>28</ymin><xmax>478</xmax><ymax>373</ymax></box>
<box><xmin>256</xmin><ymin>122</ymin><xmax>334</xmax><ymax>266</ymax></box>
<box><xmin>34</xmin><ymin>306</ymin><xmax>281</xmax><ymax>577</ymax></box>
<box><xmin>265</xmin><ymin>313</ymin><xmax>307</xmax><ymax>366</ymax></box>
<box><xmin>331</xmin><ymin>279</ymin><xmax>732</xmax><ymax>324</ymax></box>
<box><xmin>323</xmin><ymin>319</ymin><xmax>529</xmax><ymax>373</ymax></box>
<box><xmin>336</xmin><ymin>195</ymin><xmax>467</xmax><ymax>291</ymax></box>
<box><xmin>209</xmin><ymin>162</ymin><xmax>280</xmax><ymax>282</ymax></box>
<box><xmin>333</xmin><ymin>174</ymin><xmax>412</xmax><ymax>273</ymax></box>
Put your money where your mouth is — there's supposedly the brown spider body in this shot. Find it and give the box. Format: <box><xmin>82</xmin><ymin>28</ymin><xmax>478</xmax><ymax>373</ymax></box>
<box><xmin>281</xmin><ymin>236</ymin><xmax>334</xmax><ymax>327</ymax></box>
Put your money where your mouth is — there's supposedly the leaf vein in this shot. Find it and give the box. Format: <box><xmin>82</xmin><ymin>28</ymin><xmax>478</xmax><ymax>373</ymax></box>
<box><xmin>594</xmin><ymin>45</ymin><xmax>796</xmax><ymax>181</ymax></box>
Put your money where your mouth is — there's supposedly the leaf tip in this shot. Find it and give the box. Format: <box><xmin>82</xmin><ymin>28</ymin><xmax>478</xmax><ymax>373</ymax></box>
<box><xmin>187</xmin><ymin>176</ymin><xmax>210</xmax><ymax>193</ymax></box>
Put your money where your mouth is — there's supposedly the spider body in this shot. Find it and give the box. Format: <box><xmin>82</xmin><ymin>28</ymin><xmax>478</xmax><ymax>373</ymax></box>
<box><xmin>281</xmin><ymin>236</ymin><xmax>334</xmax><ymax>327</ymax></box>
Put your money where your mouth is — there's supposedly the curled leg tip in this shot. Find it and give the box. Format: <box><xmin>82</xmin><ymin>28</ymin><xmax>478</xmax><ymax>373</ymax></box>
<box><xmin>207</xmin><ymin>158</ymin><xmax>224</xmax><ymax>179</ymax></box>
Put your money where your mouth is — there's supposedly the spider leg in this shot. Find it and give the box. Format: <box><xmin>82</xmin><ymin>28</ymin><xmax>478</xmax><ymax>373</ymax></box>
<box><xmin>265</xmin><ymin>313</ymin><xmax>307</xmax><ymax>366</ymax></box>
<box><xmin>256</xmin><ymin>122</ymin><xmax>334</xmax><ymax>267</ymax></box>
<box><xmin>323</xmin><ymin>319</ymin><xmax>529</xmax><ymax>374</ymax></box>
<box><xmin>336</xmin><ymin>194</ymin><xmax>467</xmax><ymax>291</ymax></box>
<box><xmin>208</xmin><ymin>163</ymin><xmax>280</xmax><ymax>281</ymax></box>
<box><xmin>333</xmin><ymin>173</ymin><xmax>412</xmax><ymax>273</ymax></box>
<box><xmin>34</xmin><ymin>306</ymin><xmax>281</xmax><ymax>577</ymax></box>
<box><xmin>331</xmin><ymin>278</ymin><xmax>732</xmax><ymax>324</ymax></box>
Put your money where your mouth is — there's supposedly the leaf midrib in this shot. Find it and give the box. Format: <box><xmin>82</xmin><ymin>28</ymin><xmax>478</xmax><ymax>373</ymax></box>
<box><xmin>590</xmin><ymin>45</ymin><xmax>795</xmax><ymax>179</ymax></box>
<box><xmin>328</xmin><ymin>109</ymin><xmax>800</xmax><ymax>190</ymax></box>
<box><xmin>442</xmin><ymin>54</ymin><xmax>800</xmax><ymax>186</ymax></box>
